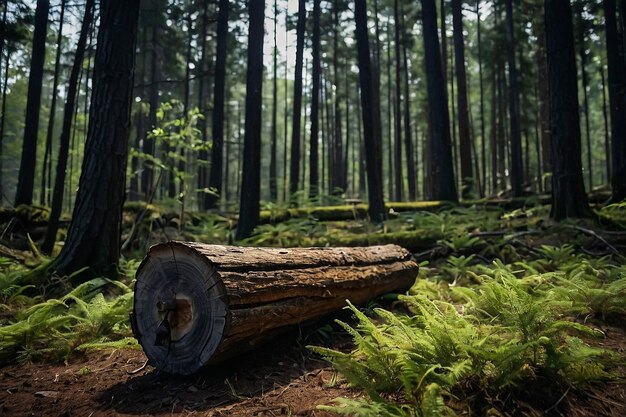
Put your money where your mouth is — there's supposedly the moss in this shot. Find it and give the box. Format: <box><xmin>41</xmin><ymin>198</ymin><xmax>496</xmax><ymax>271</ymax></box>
<box><xmin>326</xmin><ymin>229</ymin><xmax>440</xmax><ymax>252</ymax></box>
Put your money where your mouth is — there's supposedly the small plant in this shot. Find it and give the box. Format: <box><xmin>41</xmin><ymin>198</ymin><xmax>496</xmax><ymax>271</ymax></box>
<box><xmin>311</xmin><ymin>255</ymin><xmax>619</xmax><ymax>416</ymax></box>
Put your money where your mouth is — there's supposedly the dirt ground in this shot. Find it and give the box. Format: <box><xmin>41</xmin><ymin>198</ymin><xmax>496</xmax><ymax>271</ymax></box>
<box><xmin>0</xmin><ymin>323</ymin><xmax>361</xmax><ymax>417</ymax></box>
<box><xmin>1</xmin><ymin>318</ymin><xmax>625</xmax><ymax>417</ymax></box>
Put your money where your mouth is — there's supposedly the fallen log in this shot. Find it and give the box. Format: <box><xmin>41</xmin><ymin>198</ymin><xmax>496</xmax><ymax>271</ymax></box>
<box><xmin>131</xmin><ymin>242</ymin><xmax>418</xmax><ymax>375</ymax></box>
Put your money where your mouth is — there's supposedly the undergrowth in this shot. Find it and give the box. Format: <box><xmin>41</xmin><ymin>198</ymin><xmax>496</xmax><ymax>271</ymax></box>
<box><xmin>0</xmin><ymin>264</ymin><xmax>137</xmax><ymax>365</ymax></box>
<box><xmin>311</xmin><ymin>249</ymin><xmax>626</xmax><ymax>416</ymax></box>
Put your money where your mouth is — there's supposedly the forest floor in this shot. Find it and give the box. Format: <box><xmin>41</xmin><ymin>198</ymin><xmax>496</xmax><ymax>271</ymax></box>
<box><xmin>2</xmin><ymin>197</ymin><xmax>626</xmax><ymax>416</ymax></box>
<box><xmin>0</xmin><ymin>316</ymin><xmax>625</xmax><ymax>417</ymax></box>
<box><xmin>0</xmin><ymin>318</ymin><xmax>362</xmax><ymax>417</ymax></box>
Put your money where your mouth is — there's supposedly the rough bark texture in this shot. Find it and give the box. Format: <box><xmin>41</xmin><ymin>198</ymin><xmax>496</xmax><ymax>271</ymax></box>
<box><xmin>15</xmin><ymin>0</ymin><xmax>49</xmax><ymax>206</ymax></box>
<box><xmin>355</xmin><ymin>0</ymin><xmax>387</xmax><ymax>222</ymax></box>
<box><xmin>421</xmin><ymin>0</ymin><xmax>458</xmax><ymax>202</ymax></box>
<box><xmin>545</xmin><ymin>0</ymin><xmax>592</xmax><ymax>220</ymax></box>
<box><xmin>132</xmin><ymin>242</ymin><xmax>418</xmax><ymax>375</ymax></box>
<box><xmin>52</xmin><ymin>0</ymin><xmax>140</xmax><ymax>277</ymax></box>
<box><xmin>235</xmin><ymin>0</ymin><xmax>265</xmax><ymax>240</ymax></box>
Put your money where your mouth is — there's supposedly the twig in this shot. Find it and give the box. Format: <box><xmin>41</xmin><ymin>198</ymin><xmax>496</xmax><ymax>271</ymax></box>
<box><xmin>121</xmin><ymin>169</ymin><xmax>164</xmax><ymax>251</ymax></box>
<box><xmin>544</xmin><ymin>387</ymin><xmax>570</xmax><ymax>414</ymax></box>
<box><xmin>563</xmin><ymin>224</ymin><xmax>622</xmax><ymax>257</ymax></box>
<box><xmin>127</xmin><ymin>359</ymin><xmax>150</xmax><ymax>375</ymax></box>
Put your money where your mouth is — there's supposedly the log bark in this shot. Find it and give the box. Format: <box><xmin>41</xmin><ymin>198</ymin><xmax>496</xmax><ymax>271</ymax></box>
<box><xmin>132</xmin><ymin>243</ymin><xmax>418</xmax><ymax>375</ymax></box>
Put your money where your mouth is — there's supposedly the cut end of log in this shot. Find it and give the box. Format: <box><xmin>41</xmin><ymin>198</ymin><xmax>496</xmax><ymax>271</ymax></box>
<box><xmin>132</xmin><ymin>242</ymin><xmax>229</xmax><ymax>375</ymax></box>
<box><xmin>132</xmin><ymin>242</ymin><xmax>418</xmax><ymax>375</ymax></box>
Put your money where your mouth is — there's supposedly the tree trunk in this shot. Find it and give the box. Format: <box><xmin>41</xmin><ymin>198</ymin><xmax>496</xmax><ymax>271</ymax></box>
<box><xmin>386</xmin><ymin>23</ymin><xmax>393</xmax><ymax>201</ymax></box>
<box><xmin>332</xmin><ymin>2</ymin><xmax>344</xmax><ymax>195</ymax></box>
<box><xmin>41</xmin><ymin>0</ymin><xmax>66</xmax><ymax>206</ymax></box>
<box><xmin>504</xmin><ymin>0</ymin><xmax>524</xmax><ymax>197</ymax></box>
<box><xmin>196</xmin><ymin>1</ymin><xmax>209</xmax><ymax>210</ymax></box>
<box><xmin>601</xmin><ymin>62</ymin><xmax>611</xmax><ymax>184</ymax></box>
<box><xmin>289</xmin><ymin>0</ymin><xmax>306</xmax><ymax>200</ymax></box>
<box><xmin>534</xmin><ymin>10</ymin><xmax>551</xmax><ymax>191</ymax></box>
<box><xmin>309</xmin><ymin>0</ymin><xmax>321</xmax><ymax>199</ymax></box>
<box><xmin>52</xmin><ymin>0</ymin><xmax>140</xmax><ymax>277</ymax></box>
<box><xmin>545</xmin><ymin>0</ymin><xmax>592</xmax><ymax>220</ymax></box>
<box><xmin>41</xmin><ymin>0</ymin><xmax>95</xmax><ymax>255</ymax></box>
<box><xmin>178</xmin><ymin>13</ymin><xmax>194</xmax><ymax>208</ymax></box>
<box><xmin>132</xmin><ymin>242</ymin><xmax>418</xmax><ymax>375</ymax></box>
<box><xmin>421</xmin><ymin>0</ymin><xmax>458</xmax><ymax>202</ymax></box>
<box><xmin>129</xmin><ymin>28</ymin><xmax>148</xmax><ymax>203</ymax></box>
<box><xmin>269</xmin><ymin>0</ymin><xmax>278</xmax><ymax>202</ymax></box>
<box><xmin>452</xmin><ymin>0</ymin><xmax>473</xmax><ymax>198</ymax></box>
<box><xmin>143</xmin><ymin>15</ymin><xmax>162</xmax><ymax>200</ymax></box>
<box><xmin>235</xmin><ymin>0</ymin><xmax>265</xmax><ymax>241</ymax></box>
<box><xmin>401</xmin><ymin>8</ymin><xmax>416</xmax><ymax>201</ymax></box>
<box><xmin>0</xmin><ymin>43</ymin><xmax>8</xmax><ymax>197</ymax></box>
<box><xmin>207</xmin><ymin>0</ymin><xmax>229</xmax><ymax>209</ymax></box>
<box><xmin>15</xmin><ymin>0</ymin><xmax>50</xmax><ymax>206</ymax></box>
<box><xmin>575</xmin><ymin>3</ymin><xmax>593</xmax><ymax>190</ymax></box>
<box><xmin>476</xmin><ymin>1</ymin><xmax>486</xmax><ymax>197</ymax></box>
<box><xmin>604</xmin><ymin>0</ymin><xmax>626</xmax><ymax>201</ymax></box>
<box><xmin>393</xmin><ymin>0</ymin><xmax>403</xmax><ymax>202</ymax></box>
<box><xmin>355</xmin><ymin>0</ymin><xmax>386</xmax><ymax>222</ymax></box>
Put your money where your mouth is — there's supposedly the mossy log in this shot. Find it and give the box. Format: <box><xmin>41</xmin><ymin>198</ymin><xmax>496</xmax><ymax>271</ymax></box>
<box><xmin>131</xmin><ymin>242</ymin><xmax>418</xmax><ymax>375</ymax></box>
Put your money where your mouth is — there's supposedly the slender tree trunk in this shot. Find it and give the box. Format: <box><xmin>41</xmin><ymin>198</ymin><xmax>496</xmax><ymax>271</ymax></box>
<box><xmin>0</xmin><ymin>48</ymin><xmax>9</xmax><ymax>199</ymax></box>
<box><xmin>269</xmin><ymin>0</ymin><xmax>278</xmax><ymax>201</ymax></box>
<box><xmin>235</xmin><ymin>0</ymin><xmax>265</xmax><ymax>240</ymax></box>
<box><xmin>477</xmin><ymin>1</ymin><xmax>486</xmax><ymax>197</ymax></box>
<box><xmin>309</xmin><ymin>0</ymin><xmax>321</xmax><ymax>199</ymax></box>
<box><xmin>386</xmin><ymin>23</ymin><xmax>393</xmax><ymax>200</ymax></box>
<box><xmin>357</xmin><ymin>80</ymin><xmax>366</xmax><ymax>198</ymax></box>
<box><xmin>179</xmin><ymin>12</ymin><xmax>194</xmax><ymax>207</ymax></box>
<box><xmin>401</xmin><ymin>8</ymin><xmax>416</xmax><ymax>201</ymax></box>
<box><xmin>601</xmin><ymin>62</ymin><xmax>612</xmax><ymax>184</ymax></box>
<box><xmin>355</xmin><ymin>0</ymin><xmax>386</xmax><ymax>222</ymax></box>
<box><xmin>490</xmin><ymin>69</ymin><xmax>498</xmax><ymax>194</ymax></box>
<box><xmin>392</xmin><ymin>0</ymin><xmax>403</xmax><ymax>202</ymax></box>
<box><xmin>206</xmin><ymin>0</ymin><xmax>229</xmax><ymax>208</ymax></box>
<box><xmin>575</xmin><ymin>4</ymin><xmax>593</xmax><ymax>190</ymax></box>
<box><xmin>533</xmin><ymin>12</ymin><xmax>551</xmax><ymax>192</ymax></box>
<box><xmin>197</xmin><ymin>1</ymin><xmax>209</xmax><ymax>210</ymax></box>
<box><xmin>52</xmin><ymin>0</ymin><xmax>140</xmax><ymax>277</ymax></box>
<box><xmin>452</xmin><ymin>0</ymin><xmax>473</xmax><ymax>198</ymax></box>
<box><xmin>143</xmin><ymin>17</ymin><xmax>162</xmax><ymax>199</ymax></box>
<box><xmin>505</xmin><ymin>0</ymin><xmax>524</xmax><ymax>197</ymax></box>
<box><xmin>604</xmin><ymin>0</ymin><xmax>626</xmax><ymax>201</ymax></box>
<box><xmin>130</xmin><ymin>28</ymin><xmax>148</xmax><ymax>202</ymax></box>
<box><xmin>289</xmin><ymin>0</ymin><xmax>306</xmax><ymax>199</ymax></box>
<box><xmin>421</xmin><ymin>0</ymin><xmax>458</xmax><ymax>202</ymax></box>
<box><xmin>344</xmin><ymin>60</ymin><xmax>351</xmax><ymax>194</ymax></box>
<box><xmin>545</xmin><ymin>0</ymin><xmax>591</xmax><ymax>219</ymax></box>
<box><xmin>41</xmin><ymin>0</ymin><xmax>66</xmax><ymax>206</ymax></box>
<box><xmin>332</xmin><ymin>2</ymin><xmax>344</xmax><ymax>195</ymax></box>
<box><xmin>0</xmin><ymin>2</ymin><xmax>7</xmax><ymax>79</ymax></box>
<box><xmin>42</xmin><ymin>0</ymin><xmax>95</xmax><ymax>255</ymax></box>
<box><xmin>15</xmin><ymin>0</ymin><xmax>50</xmax><ymax>206</ymax></box>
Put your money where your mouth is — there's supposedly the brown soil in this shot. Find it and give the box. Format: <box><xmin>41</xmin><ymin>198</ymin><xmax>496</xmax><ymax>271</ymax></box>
<box><xmin>1</xmin><ymin>318</ymin><xmax>625</xmax><ymax>417</ymax></box>
<box><xmin>0</xmin><ymin>325</ymin><xmax>361</xmax><ymax>417</ymax></box>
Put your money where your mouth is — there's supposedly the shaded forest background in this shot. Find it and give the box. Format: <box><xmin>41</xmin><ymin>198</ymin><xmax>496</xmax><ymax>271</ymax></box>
<box><xmin>0</xmin><ymin>0</ymin><xmax>625</xmax><ymax>255</ymax></box>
